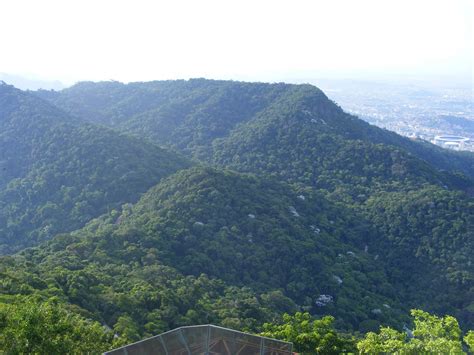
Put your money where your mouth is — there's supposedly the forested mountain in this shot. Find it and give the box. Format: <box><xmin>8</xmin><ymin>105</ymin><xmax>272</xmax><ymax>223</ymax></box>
<box><xmin>37</xmin><ymin>79</ymin><xmax>474</xmax><ymax>180</ymax></box>
<box><xmin>1</xmin><ymin>167</ymin><xmax>472</xmax><ymax>339</ymax></box>
<box><xmin>0</xmin><ymin>79</ymin><xmax>472</xmax><ymax>351</ymax></box>
<box><xmin>34</xmin><ymin>80</ymin><xmax>474</xmax><ymax>329</ymax></box>
<box><xmin>0</xmin><ymin>83</ymin><xmax>190</xmax><ymax>253</ymax></box>
<box><xmin>213</xmin><ymin>85</ymin><xmax>474</xmax><ymax>194</ymax></box>
<box><xmin>0</xmin><ymin>167</ymin><xmax>409</xmax><ymax>335</ymax></box>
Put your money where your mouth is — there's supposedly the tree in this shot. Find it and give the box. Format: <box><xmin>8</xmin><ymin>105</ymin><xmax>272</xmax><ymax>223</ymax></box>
<box><xmin>357</xmin><ymin>309</ymin><xmax>466</xmax><ymax>354</ymax></box>
<box><xmin>113</xmin><ymin>315</ymin><xmax>141</xmax><ymax>342</ymax></box>
<box><xmin>464</xmin><ymin>330</ymin><xmax>474</xmax><ymax>353</ymax></box>
<box><xmin>260</xmin><ymin>312</ymin><xmax>356</xmax><ymax>354</ymax></box>
<box><xmin>0</xmin><ymin>297</ymin><xmax>115</xmax><ymax>354</ymax></box>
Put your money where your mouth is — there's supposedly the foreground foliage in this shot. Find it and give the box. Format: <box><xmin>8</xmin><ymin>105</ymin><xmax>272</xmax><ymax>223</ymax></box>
<box><xmin>358</xmin><ymin>309</ymin><xmax>468</xmax><ymax>354</ymax></box>
<box><xmin>0</xmin><ymin>297</ymin><xmax>117</xmax><ymax>354</ymax></box>
<box><xmin>1</xmin><ymin>302</ymin><xmax>471</xmax><ymax>354</ymax></box>
<box><xmin>261</xmin><ymin>312</ymin><xmax>356</xmax><ymax>354</ymax></box>
<box><xmin>464</xmin><ymin>330</ymin><xmax>474</xmax><ymax>353</ymax></box>
<box><xmin>262</xmin><ymin>310</ymin><xmax>474</xmax><ymax>354</ymax></box>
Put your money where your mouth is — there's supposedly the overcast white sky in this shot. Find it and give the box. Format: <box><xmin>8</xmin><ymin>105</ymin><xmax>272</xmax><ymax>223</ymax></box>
<box><xmin>0</xmin><ymin>0</ymin><xmax>472</xmax><ymax>85</ymax></box>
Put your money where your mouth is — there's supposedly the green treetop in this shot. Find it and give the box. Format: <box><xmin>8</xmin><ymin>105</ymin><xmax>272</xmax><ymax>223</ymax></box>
<box><xmin>357</xmin><ymin>309</ymin><xmax>468</xmax><ymax>354</ymax></box>
<box><xmin>260</xmin><ymin>312</ymin><xmax>356</xmax><ymax>354</ymax></box>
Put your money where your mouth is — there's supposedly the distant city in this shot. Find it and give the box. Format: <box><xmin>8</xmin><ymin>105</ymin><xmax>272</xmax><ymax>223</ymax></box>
<box><xmin>314</xmin><ymin>79</ymin><xmax>474</xmax><ymax>152</ymax></box>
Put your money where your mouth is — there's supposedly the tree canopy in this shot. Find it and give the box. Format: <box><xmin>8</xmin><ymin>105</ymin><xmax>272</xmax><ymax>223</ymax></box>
<box><xmin>357</xmin><ymin>309</ymin><xmax>468</xmax><ymax>354</ymax></box>
<box><xmin>0</xmin><ymin>297</ymin><xmax>117</xmax><ymax>354</ymax></box>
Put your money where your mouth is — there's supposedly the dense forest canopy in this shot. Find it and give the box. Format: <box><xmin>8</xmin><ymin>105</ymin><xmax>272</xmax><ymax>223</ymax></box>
<box><xmin>37</xmin><ymin>79</ymin><xmax>474</xmax><ymax>179</ymax></box>
<box><xmin>0</xmin><ymin>79</ymin><xmax>472</xmax><ymax>352</ymax></box>
<box><xmin>0</xmin><ymin>83</ymin><xmax>190</xmax><ymax>253</ymax></box>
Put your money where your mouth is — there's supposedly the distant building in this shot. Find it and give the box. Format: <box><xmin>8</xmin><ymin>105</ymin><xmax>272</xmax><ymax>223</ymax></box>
<box><xmin>104</xmin><ymin>324</ymin><xmax>293</xmax><ymax>355</ymax></box>
<box><xmin>432</xmin><ymin>135</ymin><xmax>470</xmax><ymax>151</ymax></box>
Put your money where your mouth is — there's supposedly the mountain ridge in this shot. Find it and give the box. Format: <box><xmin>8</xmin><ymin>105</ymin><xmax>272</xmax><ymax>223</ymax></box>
<box><xmin>36</xmin><ymin>79</ymin><xmax>474</xmax><ymax>180</ymax></box>
<box><xmin>0</xmin><ymin>83</ymin><xmax>191</xmax><ymax>253</ymax></box>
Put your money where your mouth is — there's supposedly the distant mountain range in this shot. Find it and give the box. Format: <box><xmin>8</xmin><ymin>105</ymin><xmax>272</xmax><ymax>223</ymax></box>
<box><xmin>0</xmin><ymin>73</ymin><xmax>65</xmax><ymax>91</ymax></box>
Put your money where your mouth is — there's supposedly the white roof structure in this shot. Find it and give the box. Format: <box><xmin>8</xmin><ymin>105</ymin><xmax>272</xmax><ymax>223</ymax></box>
<box><xmin>104</xmin><ymin>324</ymin><xmax>293</xmax><ymax>355</ymax></box>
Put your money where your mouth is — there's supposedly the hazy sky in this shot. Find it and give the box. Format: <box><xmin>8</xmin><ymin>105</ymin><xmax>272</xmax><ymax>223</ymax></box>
<box><xmin>0</xmin><ymin>0</ymin><xmax>472</xmax><ymax>85</ymax></box>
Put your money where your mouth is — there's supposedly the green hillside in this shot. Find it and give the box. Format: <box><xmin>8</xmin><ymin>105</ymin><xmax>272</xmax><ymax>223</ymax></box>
<box><xmin>0</xmin><ymin>83</ymin><xmax>190</xmax><ymax>253</ymax></box>
<box><xmin>210</xmin><ymin>84</ymin><xmax>473</xmax><ymax>195</ymax></box>
<box><xmin>1</xmin><ymin>167</ymin><xmax>472</xmax><ymax>339</ymax></box>
<box><xmin>37</xmin><ymin>79</ymin><xmax>474</xmax><ymax>179</ymax></box>
<box><xmin>1</xmin><ymin>82</ymin><xmax>73</xmax><ymax>188</ymax></box>
<box><xmin>362</xmin><ymin>187</ymin><xmax>474</xmax><ymax>326</ymax></box>
<box><xmin>0</xmin><ymin>167</ymin><xmax>410</xmax><ymax>335</ymax></box>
